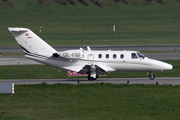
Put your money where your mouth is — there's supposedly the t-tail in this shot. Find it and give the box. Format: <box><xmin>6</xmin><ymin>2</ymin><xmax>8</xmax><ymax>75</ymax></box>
<box><xmin>8</xmin><ymin>27</ymin><xmax>57</xmax><ymax>57</ymax></box>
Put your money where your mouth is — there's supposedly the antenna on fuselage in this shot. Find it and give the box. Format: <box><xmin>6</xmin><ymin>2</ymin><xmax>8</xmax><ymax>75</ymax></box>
<box><xmin>87</xmin><ymin>46</ymin><xmax>91</xmax><ymax>51</ymax></box>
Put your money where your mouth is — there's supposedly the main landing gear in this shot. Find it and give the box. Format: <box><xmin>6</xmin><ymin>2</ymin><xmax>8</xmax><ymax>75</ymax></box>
<box><xmin>149</xmin><ymin>73</ymin><xmax>155</xmax><ymax>80</ymax></box>
<box><xmin>88</xmin><ymin>75</ymin><xmax>99</xmax><ymax>81</ymax></box>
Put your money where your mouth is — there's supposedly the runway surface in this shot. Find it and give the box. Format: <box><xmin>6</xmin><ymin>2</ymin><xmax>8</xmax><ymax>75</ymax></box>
<box><xmin>0</xmin><ymin>56</ymin><xmax>41</xmax><ymax>65</ymax></box>
<box><xmin>0</xmin><ymin>78</ymin><xmax>180</xmax><ymax>85</ymax></box>
<box><xmin>0</xmin><ymin>45</ymin><xmax>179</xmax><ymax>53</ymax></box>
<box><xmin>0</xmin><ymin>45</ymin><xmax>179</xmax><ymax>66</ymax></box>
<box><xmin>0</xmin><ymin>45</ymin><xmax>179</xmax><ymax>85</ymax></box>
<box><xmin>0</xmin><ymin>53</ymin><xmax>179</xmax><ymax>66</ymax></box>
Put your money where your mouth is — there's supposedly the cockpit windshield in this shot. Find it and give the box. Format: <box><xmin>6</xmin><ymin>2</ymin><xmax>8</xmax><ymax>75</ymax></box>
<box><xmin>137</xmin><ymin>52</ymin><xmax>146</xmax><ymax>59</ymax></box>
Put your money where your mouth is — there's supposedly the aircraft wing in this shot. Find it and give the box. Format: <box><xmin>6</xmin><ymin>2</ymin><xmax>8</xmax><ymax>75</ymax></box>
<box><xmin>78</xmin><ymin>65</ymin><xmax>107</xmax><ymax>75</ymax></box>
<box><xmin>62</xmin><ymin>64</ymin><xmax>107</xmax><ymax>75</ymax></box>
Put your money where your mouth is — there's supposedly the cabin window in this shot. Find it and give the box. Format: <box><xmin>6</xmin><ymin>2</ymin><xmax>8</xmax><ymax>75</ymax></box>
<box><xmin>120</xmin><ymin>54</ymin><xmax>124</xmax><ymax>59</ymax></box>
<box><xmin>106</xmin><ymin>54</ymin><xmax>109</xmax><ymax>59</ymax></box>
<box><xmin>113</xmin><ymin>54</ymin><xmax>116</xmax><ymax>59</ymax></box>
<box><xmin>98</xmin><ymin>54</ymin><xmax>102</xmax><ymax>59</ymax></box>
<box><xmin>131</xmin><ymin>53</ymin><xmax>138</xmax><ymax>59</ymax></box>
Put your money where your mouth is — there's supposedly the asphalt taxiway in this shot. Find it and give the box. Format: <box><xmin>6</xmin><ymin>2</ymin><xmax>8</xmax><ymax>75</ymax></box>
<box><xmin>0</xmin><ymin>45</ymin><xmax>179</xmax><ymax>66</ymax></box>
<box><xmin>0</xmin><ymin>78</ymin><xmax>180</xmax><ymax>85</ymax></box>
<box><xmin>0</xmin><ymin>56</ymin><xmax>41</xmax><ymax>65</ymax></box>
<box><xmin>0</xmin><ymin>53</ymin><xmax>179</xmax><ymax>66</ymax></box>
<box><xmin>0</xmin><ymin>45</ymin><xmax>179</xmax><ymax>53</ymax></box>
<box><xmin>0</xmin><ymin>45</ymin><xmax>179</xmax><ymax>85</ymax></box>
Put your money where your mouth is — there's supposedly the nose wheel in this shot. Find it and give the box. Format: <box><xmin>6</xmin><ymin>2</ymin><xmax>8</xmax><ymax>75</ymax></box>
<box><xmin>149</xmin><ymin>73</ymin><xmax>155</xmax><ymax>80</ymax></box>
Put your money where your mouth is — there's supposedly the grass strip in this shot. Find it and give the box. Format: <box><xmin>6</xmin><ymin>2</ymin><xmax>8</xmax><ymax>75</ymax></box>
<box><xmin>1</xmin><ymin>0</ymin><xmax>180</xmax><ymax>46</ymax></box>
<box><xmin>0</xmin><ymin>83</ymin><xmax>180</xmax><ymax>120</ymax></box>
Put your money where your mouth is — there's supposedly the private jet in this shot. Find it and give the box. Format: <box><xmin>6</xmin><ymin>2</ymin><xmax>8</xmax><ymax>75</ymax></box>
<box><xmin>8</xmin><ymin>27</ymin><xmax>173</xmax><ymax>80</ymax></box>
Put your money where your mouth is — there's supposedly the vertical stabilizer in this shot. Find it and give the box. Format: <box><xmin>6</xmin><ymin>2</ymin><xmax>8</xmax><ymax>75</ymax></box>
<box><xmin>8</xmin><ymin>27</ymin><xmax>57</xmax><ymax>57</ymax></box>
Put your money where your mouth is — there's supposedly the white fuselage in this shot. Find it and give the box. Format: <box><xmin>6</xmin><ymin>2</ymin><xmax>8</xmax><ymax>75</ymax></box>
<box><xmin>25</xmin><ymin>49</ymin><xmax>173</xmax><ymax>73</ymax></box>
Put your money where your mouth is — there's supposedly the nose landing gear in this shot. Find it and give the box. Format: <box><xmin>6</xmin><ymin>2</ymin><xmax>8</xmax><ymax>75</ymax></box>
<box><xmin>149</xmin><ymin>73</ymin><xmax>155</xmax><ymax>80</ymax></box>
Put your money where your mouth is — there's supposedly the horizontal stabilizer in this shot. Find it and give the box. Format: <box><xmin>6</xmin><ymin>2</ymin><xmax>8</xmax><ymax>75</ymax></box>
<box><xmin>8</xmin><ymin>28</ymin><xmax>28</xmax><ymax>32</ymax></box>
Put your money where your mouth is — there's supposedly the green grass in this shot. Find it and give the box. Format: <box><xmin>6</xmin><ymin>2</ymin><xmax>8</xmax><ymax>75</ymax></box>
<box><xmin>1</xmin><ymin>83</ymin><xmax>180</xmax><ymax>120</ymax></box>
<box><xmin>0</xmin><ymin>60</ymin><xmax>179</xmax><ymax>79</ymax></box>
<box><xmin>1</xmin><ymin>0</ymin><xmax>180</xmax><ymax>46</ymax></box>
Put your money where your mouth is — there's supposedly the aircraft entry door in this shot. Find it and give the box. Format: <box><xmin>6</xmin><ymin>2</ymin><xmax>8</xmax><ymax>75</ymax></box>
<box><xmin>87</xmin><ymin>54</ymin><xmax>94</xmax><ymax>64</ymax></box>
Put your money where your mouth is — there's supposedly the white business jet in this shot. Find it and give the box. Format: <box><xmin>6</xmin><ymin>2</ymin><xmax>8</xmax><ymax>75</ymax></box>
<box><xmin>8</xmin><ymin>27</ymin><xmax>173</xmax><ymax>80</ymax></box>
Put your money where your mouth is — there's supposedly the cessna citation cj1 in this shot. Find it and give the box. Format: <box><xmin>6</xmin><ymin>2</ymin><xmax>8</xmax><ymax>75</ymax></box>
<box><xmin>8</xmin><ymin>27</ymin><xmax>173</xmax><ymax>80</ymax></box>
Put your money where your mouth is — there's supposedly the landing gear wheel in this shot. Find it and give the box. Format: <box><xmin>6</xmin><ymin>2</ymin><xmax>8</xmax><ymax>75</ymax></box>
<box><xmin>95</xmin><ymin>75</ymin><xmax>99</xmax><ymax>80</ymax></box>
<box><xmin>88</xmin><ymin>75</ymin><xmax>95</xmax><ymax>81</ymax></box>
<box><xmin>88</xmin><ymin>75</ymin><xmax>99</xmax><ymax>81</ymax></box>
<box><xmin>149</xmin><ymin>73</ymin><xmax>155</xmax><ymax>80</ymax></box>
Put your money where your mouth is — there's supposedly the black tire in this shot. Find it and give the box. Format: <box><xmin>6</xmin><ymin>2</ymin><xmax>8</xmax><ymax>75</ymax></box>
<box><xmin>88</xmin><ymin>75</ymin><xmax>99</xmax><ymax>81</ymax></box>
<box><xmin>88</xmin><ymin>75</ymin><xmax>95</xmax><ymax>81</ymax></box>
<box><xmin>149</xmin><ymin>74</ymin><xmax>155</xmax><ymax>80</ymax></box>
<box><xmin>94</xmin><ymin>75</ymin><xmax>99</xmax><ymax>80</ymax></box>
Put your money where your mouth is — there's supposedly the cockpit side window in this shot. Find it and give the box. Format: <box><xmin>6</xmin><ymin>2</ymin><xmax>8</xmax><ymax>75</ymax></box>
<box><xmin>131</xmin><ymin>53</ymin><xmax>138</xmax><ymax>59</ymax></box>
<box><xmin>137</xmin><ymin>52</ymin><xmax>146</xmax><ymax>59</ymax></box>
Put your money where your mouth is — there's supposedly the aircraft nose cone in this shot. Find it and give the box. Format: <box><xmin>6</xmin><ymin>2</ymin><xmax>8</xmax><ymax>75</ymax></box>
<box><xmin>162</xmin><ymin>63</ymin><xmax>173</xmax><ymax>71</ymax></box>
<box><xmin>149</xmin><ymin>59</ymin><xmax>173</xmax><ymax>71</ymax></box>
